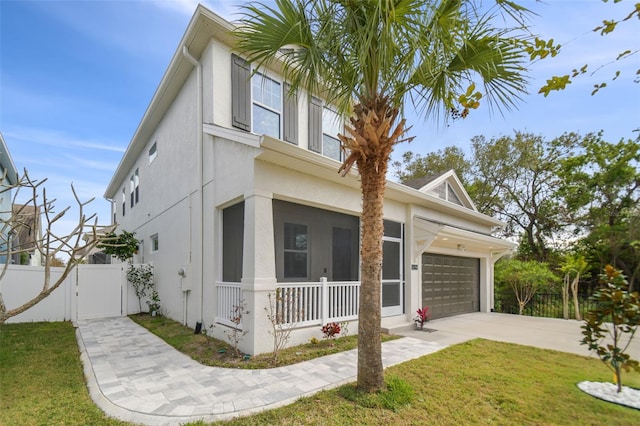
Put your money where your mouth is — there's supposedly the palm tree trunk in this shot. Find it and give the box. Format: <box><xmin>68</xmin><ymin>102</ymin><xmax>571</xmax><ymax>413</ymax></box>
<box><xmin>357</xmin><ymin>154</ymin><xmax>386</xmax><ymax>393</ymax></box>
<box><xmin>338</xmin><ymin>96</ymin><xmax>405</xmax><ymax>393</ymax></box>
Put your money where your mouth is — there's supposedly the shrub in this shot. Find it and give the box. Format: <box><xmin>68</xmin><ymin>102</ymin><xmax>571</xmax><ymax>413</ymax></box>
<box><xmin>126</xmin><ymin>263</ymin><xmax>154</xmax><ymax>313</ymax></box>
<box><xmin>581</xmin><ymin>265</ymin><xmax>640</xmax><ymax>393</ymax></box>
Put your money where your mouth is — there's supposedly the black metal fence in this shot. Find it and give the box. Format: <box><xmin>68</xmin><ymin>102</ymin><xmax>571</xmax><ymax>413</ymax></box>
<box><xmin>494</xmin><ymin>292</ymin><xmax>598</xmax><ymax>319</ymax></box>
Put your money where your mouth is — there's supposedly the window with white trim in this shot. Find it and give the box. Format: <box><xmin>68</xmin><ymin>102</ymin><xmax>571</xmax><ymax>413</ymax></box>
<box><xmin>121</xmin><ymin>188</ymin><xmax>126</xmax><ymax>216</ymax></box>
<box><xmin>433</xmin><ymin>182</ymin><xmax>463</xmax><ymax>206</ymax></box>
<box><xmin>252</xmin><ymin>72</ymin><xmax>282</xmax><ymax>138</ymax></box>
<box><xmin>309</xmin><ymin>97</ymin><xmax>344</xmax><ymax>161</ymax></box>
<box><xmin>150</xmin><ymin>234</ymin><xmax>159</xmax><ymax>252</ymax></box>
<box><xmin>322</xmin><ymin>107</ymin><xmax>342</xmax><ymax>161</ymax></box>
<box><xmin>148</xmin><ymin>142</ymin><xmax>157</xmax><ymax>164</ymax></box>
<box><xmin>130</xmin><ymin>169</ymin><xmax>139</xmax><ymax>207</ymax></box>
<box><xmin>231</xmin><ymin>54</ymin><xmax>298</xmax><ymax>143</ymax></box>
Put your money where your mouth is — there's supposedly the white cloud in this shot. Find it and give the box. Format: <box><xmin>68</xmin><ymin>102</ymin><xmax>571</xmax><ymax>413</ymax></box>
<box><xmin>4</xmin><ymin>128</ymin><xmax>125</xmax><ymax>153</ymax></box>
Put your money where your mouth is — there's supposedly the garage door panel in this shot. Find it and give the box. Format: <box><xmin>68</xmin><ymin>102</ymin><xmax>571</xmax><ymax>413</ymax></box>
<box><xmin>422</xmin><ymin>254</ymin><xmax>480</xmax><ymax>320</ymax></box>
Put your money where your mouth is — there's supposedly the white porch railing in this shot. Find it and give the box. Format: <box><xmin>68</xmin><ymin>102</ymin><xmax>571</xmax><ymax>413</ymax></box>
<box><xmin>215</xmin><ymin>279</ymin><xmax>361</xmax><ymax>330</ymax></box>
<box><xmin>215</xmin><ymin>282</ymin><xmax>244</xmax><ymax>329</ymax></box>
<box><xmin>277</xmin><ymin>278</ymin><xmax>360</xmax><ymax>327</ymax></box>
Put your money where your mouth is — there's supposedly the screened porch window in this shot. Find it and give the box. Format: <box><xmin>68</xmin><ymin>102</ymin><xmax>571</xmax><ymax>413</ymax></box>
<box><xmin>284</xmin><ymin>223</ymin><xmax>308</xmax><ymax>278</ymax></box>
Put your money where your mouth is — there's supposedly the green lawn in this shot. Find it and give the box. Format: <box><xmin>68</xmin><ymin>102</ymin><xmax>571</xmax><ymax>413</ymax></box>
<box><xmin>2</xmin><ymin>321</ymin><xmax>639</xmax><ymax>425</ymax></box>
<box><xmin>0</xmin><ymin>322</ymin><xmax>125</xmax><ymax>425</ymax></box>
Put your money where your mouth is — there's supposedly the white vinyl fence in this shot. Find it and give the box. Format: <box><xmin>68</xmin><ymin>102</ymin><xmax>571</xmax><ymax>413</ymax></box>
<box><xmin>1</xmin><ymin>263</ymin><xmax>131</xmax><ymax>323</ymax></box>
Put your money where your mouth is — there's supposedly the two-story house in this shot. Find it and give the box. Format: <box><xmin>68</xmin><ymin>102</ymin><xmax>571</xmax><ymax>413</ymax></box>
<box><xmin>105</xmin><ymin>5</ymin><xmax>514</xmax><ymax>355</ymax></box>
<box><xmin>0</xmin><ymin>133</ymin><xmax>18</xmax><ymax>265</ymax></box>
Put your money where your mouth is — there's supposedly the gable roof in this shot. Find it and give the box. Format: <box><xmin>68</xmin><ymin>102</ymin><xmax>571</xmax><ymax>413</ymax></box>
<box><xmin>403</xmin><ymin>170</ymin><xmax>449</xmax><ymax>190</ymax></box>
<box><xmin>402</xmin><ymin>169</ymin><xmax>477</xmax><ymax>211</ymax></box>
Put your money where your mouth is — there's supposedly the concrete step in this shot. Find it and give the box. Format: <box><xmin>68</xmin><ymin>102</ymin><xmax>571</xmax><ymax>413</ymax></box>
<box><xmin>382</xmin><ymin>321</ymin><xmax>417</xmax><ymax>335</ymax></box>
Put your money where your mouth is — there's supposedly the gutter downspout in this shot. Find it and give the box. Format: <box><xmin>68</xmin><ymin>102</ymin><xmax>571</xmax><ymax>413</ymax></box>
<box><xmin>182</xmin><ymin>45</ymin><xmax>204</xmax><ymax>325</ymax></box>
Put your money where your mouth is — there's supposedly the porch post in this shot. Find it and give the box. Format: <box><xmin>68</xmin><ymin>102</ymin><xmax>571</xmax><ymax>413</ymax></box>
<box><xmin>240</xmin><ymin>190</ymin><xmax>277</xmax><ymax>355</ymax></box>
<box><xmin>406</xmin><ymin>207</ymin><xmax>420</xmax><ymax>323</ymax></box>
<box><xmin>320</xmin><ymin>276</ymin><xmax>329</xmax><ymax>324</ymax></box>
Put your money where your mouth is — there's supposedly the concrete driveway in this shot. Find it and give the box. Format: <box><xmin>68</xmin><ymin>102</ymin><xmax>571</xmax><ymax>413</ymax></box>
<box><xmin>395</xmin><ymin>312</ymin><xmax>640</xmax><ymax>359</ymax></box>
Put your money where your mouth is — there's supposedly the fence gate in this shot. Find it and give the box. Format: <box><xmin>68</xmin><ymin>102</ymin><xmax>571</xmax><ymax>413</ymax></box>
<box><xmin>76</xmin><ymin>264</ymin><xmax>125</xmax><ymax>320</ymax></box>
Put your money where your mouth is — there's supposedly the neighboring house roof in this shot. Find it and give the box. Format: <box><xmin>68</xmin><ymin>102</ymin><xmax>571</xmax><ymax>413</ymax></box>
<box><xmin>0</xmin><ymin>132</ymin><xmax>18</xmax><ymax>185</ymax></box>
<box><xmin>12</xmin><ymin>204</ymin><xmax>42</xmax><ymax>252</ymax></box>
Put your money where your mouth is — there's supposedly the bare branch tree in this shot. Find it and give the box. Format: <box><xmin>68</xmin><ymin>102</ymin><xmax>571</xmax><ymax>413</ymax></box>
<box><xmin>0</xmin><ymin>169</ymin><xmax>115</xmax><ymax>324</ymax></box>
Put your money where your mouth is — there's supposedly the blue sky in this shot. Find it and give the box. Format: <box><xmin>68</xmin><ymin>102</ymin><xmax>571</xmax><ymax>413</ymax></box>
<box><xmin>1</xmin><ymin>0</ymin><xmax>639</xmax><ymax>238</ymax></box>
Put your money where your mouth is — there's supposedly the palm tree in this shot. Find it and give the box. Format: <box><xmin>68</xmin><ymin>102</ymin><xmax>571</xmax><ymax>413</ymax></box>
<box><xmin>235</xmin><ymin>0</ymin><xmax>532</xmax><ymax>392</ymax></box>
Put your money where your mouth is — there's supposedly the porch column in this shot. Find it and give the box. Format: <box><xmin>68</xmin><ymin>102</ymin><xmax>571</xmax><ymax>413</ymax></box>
<box><xmin>405</xmin><ymin>207</ymin><xmax>420</xmax><ymax>323</ymax></box>
<box><xmin>480</xmin><ymin>257</ymin><xmax>490</xmax><ymax>312</ymax></box>
<box><xmin>241</xmin><ymin>190</ymin><xmax>277</xmax><ymax>355</ymax></box>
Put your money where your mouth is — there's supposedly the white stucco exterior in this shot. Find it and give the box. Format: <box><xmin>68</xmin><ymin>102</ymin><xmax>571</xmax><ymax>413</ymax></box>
<box><xmin>105</xmin><ymin>5</ymin><xmax>515</xmax><ymax>355</ymax></box>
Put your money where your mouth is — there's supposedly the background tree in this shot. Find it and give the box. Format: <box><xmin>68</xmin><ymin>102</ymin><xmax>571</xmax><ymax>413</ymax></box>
<box><xmin>98</xmin><ymin>230</ymin><xmax>139</xmax><ymax>263</ymax></box>
<box><xmin>235</xmin><ymin>0</ymin><xmax>532</xmax><ymax>392</ymax></box>
<box><xmin>0</xmin><ymin>171</ymin><xmax>114</xmax><ymax>324</ymax></box>
<box><xmin>539</xmin><ymin>1</ymin><xmax>639</xmax><ymax>97</ymax></box>
<box><xmin>560</xmin><ymin>253</ymin><xmax>589</xmax><ymax>320</ymax></box>
<box><xmin>495</xmin><ymin>258</ymin><xmax>559</xmax><ymax>315</ymax></box>
<box><xmin>558</xmin><ymin>133</ymin><xmax>640</xmax><ymax>290</ymax></box>
<box><xmin>470</xmin><ymin>131</ymin><xmax>576</xmax><ymax>262</ymax></box>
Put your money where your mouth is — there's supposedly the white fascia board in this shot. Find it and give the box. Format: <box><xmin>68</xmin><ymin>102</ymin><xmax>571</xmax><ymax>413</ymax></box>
<box><xmin>439</xmin><ymin>224</ymin><xmax>516</xmax><ymax>249</ymax></box>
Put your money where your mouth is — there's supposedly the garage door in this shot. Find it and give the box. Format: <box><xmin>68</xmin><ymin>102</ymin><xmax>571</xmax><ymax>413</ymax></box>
<box><xmin>422</xmin><ymin>254</ymin><xmax>479</xmax><ymax>319</ymax></box>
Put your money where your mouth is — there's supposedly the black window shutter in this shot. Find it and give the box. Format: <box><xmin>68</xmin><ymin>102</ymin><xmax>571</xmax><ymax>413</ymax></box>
<box><xmin>308</xmin><ymin>96</ymin><xmax>322</xmax><ymax>153</ymax></box>
<box><xmin>283</xmin><ymin>83</ymin><xmax>298</xmax><ymax>144</ymax></box>
<box><xmin>231</xmin><ymin>54</ymin><xmax>251</xmax><ymax>131</ymax></box>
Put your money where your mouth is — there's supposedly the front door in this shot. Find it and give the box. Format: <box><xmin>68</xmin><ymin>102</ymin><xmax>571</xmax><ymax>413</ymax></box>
<box><xmin>382</xmin><ymin>237</ymin><xmax>403</xmax><ymax>316</ymax></box>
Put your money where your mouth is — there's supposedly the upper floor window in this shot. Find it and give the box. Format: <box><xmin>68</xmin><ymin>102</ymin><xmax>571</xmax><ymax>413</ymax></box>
<box><xmin>309</xmin><ymin>97</ymin><xmax>344</xmax><ymax>161</ymax></box>
<box><xmin>121</xmin><ymin>188</ymin><xmax>126</xmax><ymax>216</ymax></box>
<box><xmin>130</xmin><ymin>169</ymin><xmax>139</xmax><ymax>207</ymax></box>
<box><xmin>322</xmin><ymin>107</ymin><xmax>342</xmax><ymax>161</ymax></box>
<box><xmin>148</xmin><ymin>142</ymin><xmax>157</xmax><ymax>164</ymax></box>
<box><xmin>231</xmin><ymin>54</ymin><xmax>298</xmax><ymax>144</ymax></box>
<box><xmin>150</xmin><ymin>233</ymin><xmax>159</xmax><ymax>252</ymax></box>
<box><xmin>252</xmin><ymin>73</ymin><xmax>281</xmax><ymax>139</ymax></box>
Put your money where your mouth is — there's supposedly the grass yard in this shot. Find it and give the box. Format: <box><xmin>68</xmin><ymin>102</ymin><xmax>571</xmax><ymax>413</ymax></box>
<box><xmin>0</xmin><ymin>322</ymin><xmax>125</xmax><ymax>425</ymax></box>
<box><xmin>2</xmin><ymin>320</ymin><xmax>639</xmax><ymax>425</ymax></box>
<box><xmin>206</xmin><ymin>339</ymin><xmax>640</xmax><ymax>426</ymax></box>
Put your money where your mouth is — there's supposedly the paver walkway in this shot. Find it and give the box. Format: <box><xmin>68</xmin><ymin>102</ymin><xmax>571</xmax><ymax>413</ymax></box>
<box><xmin>76</xmin><ymin>317</ymin><xmax>447</xmax><ymax>425</ymax></box>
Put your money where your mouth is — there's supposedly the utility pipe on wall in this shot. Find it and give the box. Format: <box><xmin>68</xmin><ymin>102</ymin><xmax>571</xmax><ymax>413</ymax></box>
<box><xmin>182</xmin><ymin>45</ymin><xmax>204</xmax><ymax>326</ymax></box>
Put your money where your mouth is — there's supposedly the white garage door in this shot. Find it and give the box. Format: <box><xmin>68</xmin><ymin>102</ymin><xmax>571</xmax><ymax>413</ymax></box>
<box><xmin>422</xmin><ymin>254</ymin><xmax>479</xmax><ymax>319</ymax></box>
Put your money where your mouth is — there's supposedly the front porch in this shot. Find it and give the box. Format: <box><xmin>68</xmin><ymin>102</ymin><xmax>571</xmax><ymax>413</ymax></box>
<box><xmin>216</xmin><ymin>279</ymin><xmax>361</xmax><ymax>329</ymax></box>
